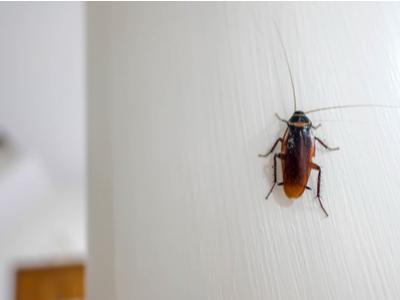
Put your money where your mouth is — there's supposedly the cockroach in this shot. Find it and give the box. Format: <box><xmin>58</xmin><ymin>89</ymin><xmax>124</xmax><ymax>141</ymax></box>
<box><xmin>260</xmin><ymin>24</ymin><xmax>400</xmax><ymax>217</ymax></box>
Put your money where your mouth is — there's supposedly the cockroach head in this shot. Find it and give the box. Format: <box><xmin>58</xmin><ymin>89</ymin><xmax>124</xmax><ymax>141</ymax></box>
<box><xmin>288</xmin><ymin>111</ymin><xmax>311</xmax><ymax>127</ymax></box>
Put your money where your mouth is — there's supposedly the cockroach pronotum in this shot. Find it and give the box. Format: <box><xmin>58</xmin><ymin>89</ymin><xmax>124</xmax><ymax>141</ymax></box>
<box><xmin>260</xmin><ymin>24</ymin><xmax>400</xmax><ymax>217</ymax></box>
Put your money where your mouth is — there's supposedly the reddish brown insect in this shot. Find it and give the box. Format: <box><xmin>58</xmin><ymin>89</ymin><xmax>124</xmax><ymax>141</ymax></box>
<box><xmin>260</xmin><ymin>24</ymin><xmax>400</xmax><ymax>217</ymax></box>
<box><xmin>259</xmin><ymin>111</ymin><xmax>338</xmax><ymax>217</ymax></box>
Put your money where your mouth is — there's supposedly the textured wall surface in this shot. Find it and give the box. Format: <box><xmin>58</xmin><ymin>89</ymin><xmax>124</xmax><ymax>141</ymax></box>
<box><xmin>88</xmin><ymin>3</ymin><xmax>400</xmax><ymax>300</ymax></box>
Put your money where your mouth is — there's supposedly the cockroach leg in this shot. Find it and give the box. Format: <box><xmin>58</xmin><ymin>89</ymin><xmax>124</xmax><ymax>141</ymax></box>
<box><xmin>259</xmin><ymin>138</ymin><xmax>283</xmax><ymax>157</ymax></box>
<box><xmin>274</xmin><ymin>113</ymin><xmax>289</xmax><ymax>125</ymax></box>
<box><xmin>266</xmin><ymin>153</ymin><xmax>283</xmax><ymax>199</ymax></box>
<box><xmin>315</xmin><ymin>137</ymin><xmax>339</xmax><ymax>151</ymax></box>
<box><xmin>305</xmin><ymin>186</ymin><xmax>312</xmax><ymax>190</ymax></box>
<box><xmin>312</xmin><ymin>123</ymin><xmax>321</xmax><ymax>130</ymax></box>
<box><xmin>310</xmin><ymin>162</ymin><xmax>329</xmax><ymax>217</ymax></box>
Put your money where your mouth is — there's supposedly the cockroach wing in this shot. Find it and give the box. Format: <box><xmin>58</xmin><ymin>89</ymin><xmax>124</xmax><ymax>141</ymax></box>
<box><xmin>281</xmin><ymin>126</ymin><xmax>314</xmax><ymax>199</ymax></box>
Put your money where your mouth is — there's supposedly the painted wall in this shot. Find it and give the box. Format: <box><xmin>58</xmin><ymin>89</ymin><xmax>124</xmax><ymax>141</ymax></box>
<box><xmin>88</xmin><ymin>3</ymin><xmax>400</xmax><ymax>300</ymax></box>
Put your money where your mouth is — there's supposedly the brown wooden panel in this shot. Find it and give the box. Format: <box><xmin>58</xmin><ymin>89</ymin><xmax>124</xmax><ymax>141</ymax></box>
<box><xmin>15</xmin><ymin>263</ymin><xmax>84</xmax><ymax>300</ymax></box>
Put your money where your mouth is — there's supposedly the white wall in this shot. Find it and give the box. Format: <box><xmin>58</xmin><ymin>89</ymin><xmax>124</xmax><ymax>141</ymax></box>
<box><xmin>88</xmin><ymin>3</ymin><xmax>400</xmax><ymax>300</ymax></box>
<box><xmin>0</xmin><ymin>3</ymin><xmax>86</xmax><ymax>299</ymax></box>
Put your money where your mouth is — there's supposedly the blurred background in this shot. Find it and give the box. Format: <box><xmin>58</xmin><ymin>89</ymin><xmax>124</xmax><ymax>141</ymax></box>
<box><xmin>0</xmin><ymin>3</ymin><xmax>86</xmax><ymax>300</ymax></box>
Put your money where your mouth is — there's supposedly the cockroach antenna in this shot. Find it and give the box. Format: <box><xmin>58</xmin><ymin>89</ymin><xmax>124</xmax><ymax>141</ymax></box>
<box><xmin>305</xmin><ymin>103</ymin><xmax>400</xmax><ymax>114</ymax></box>
<box><xmin>274</xmin><ymin>21</ymin><xmax>297</xmax><ymax>112</ymax></box>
